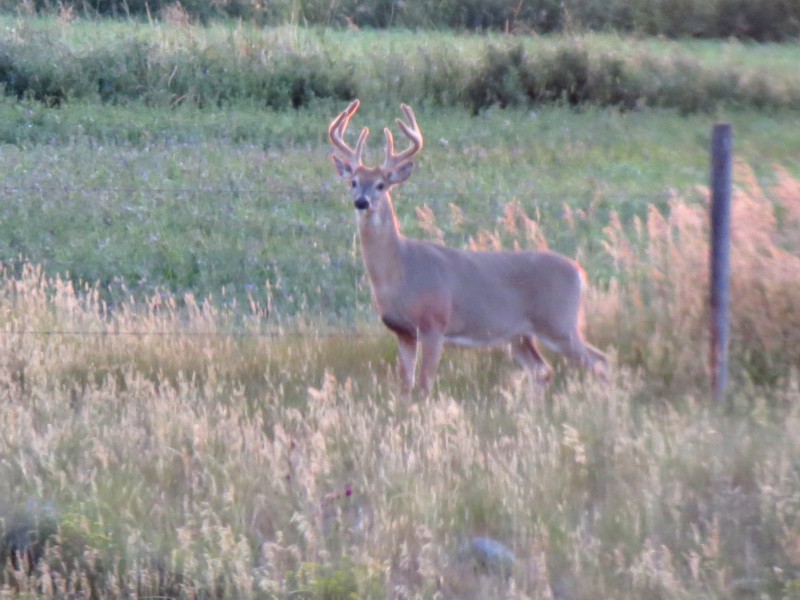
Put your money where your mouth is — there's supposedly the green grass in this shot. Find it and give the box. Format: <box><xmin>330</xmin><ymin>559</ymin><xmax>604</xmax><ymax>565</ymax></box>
<box><xmin>1</xmin><ymin>96</ymin><xmax>798</xmax><ymax>320</ymax></box>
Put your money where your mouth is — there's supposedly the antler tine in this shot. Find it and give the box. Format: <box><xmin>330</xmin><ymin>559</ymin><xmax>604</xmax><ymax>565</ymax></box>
<box><xmin>382</xmin><ymin>103</ymin><xmax>423</xmax><ymax>171</ymax></box>
<box><xmin>353</xmin><ymin>126</ymin><xmax>369</xmax><ymax>165</ymax></box>
<box><xmin>328</xmin><ymin>99</ymin><xmax>369</xmax><ymax>167</ymax></box>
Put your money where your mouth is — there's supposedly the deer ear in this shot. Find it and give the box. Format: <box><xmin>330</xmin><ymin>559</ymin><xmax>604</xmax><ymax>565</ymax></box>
<box><xmin>386</xmin><ymin>160</ymin><xmax>414</xmax><ymax>185</ymax></box>
<box><xmin>332</xmin><ymin>154</ymin><xmax>354</xmax><ymax>180</ymax></box>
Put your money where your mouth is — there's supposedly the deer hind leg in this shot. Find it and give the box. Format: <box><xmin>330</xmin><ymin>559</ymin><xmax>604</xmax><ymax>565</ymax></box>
<box><xmin>548</xmin><ymin>332</ymin><xmax>608</xmax><ymax>380</ymax></box>
<box><xmin>582</xmin><ymin>342</ymin><xmax>609</xmax><ymax>381</ymax></box>
<box><xmin>511</xmin><ymin>336</ymin><xmax>553</xmax><ymax>386</ymax></box>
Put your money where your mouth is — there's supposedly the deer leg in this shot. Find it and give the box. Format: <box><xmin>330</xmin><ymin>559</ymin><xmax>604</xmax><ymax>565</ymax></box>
<box><xmin>511</xmin><ymin>336</ymin><xmax>553</xmax><ymax>386</ymax></box>
<box><xmin>419</xmin><ymin>330</ymin><xmax>444</xmax><ymax>397</ymax></box>
<box><xmin>395</xmin><ymin>332</ymin><xmax>418</xmax><ymax>396</ymax></box>
<box><xmin>582</xmin><ymin>342</ymin><xmax>609</xmax><ymax>381</ymax></box>
<box><xmin>549</xmin><ymin>333</ymin><xmax>608</xmax><ymax>380</ymax></box>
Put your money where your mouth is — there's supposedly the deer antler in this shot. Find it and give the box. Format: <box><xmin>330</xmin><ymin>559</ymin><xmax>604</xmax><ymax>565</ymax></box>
<box><xmin>328</xmin><ymin>99</ymin><xmax>369</xmax><ymax>169</ymax></box>
<box><xmin>382</xmin><ymin>103</ymin><xmax>423</xmax><ymax>172</ymax></box>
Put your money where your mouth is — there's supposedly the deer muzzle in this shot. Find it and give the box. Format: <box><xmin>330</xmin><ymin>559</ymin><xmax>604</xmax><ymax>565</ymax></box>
<box><xmin>354</xmin><ymin>196</ymin><xmax>369</xmax><ymax>211</ymax></box>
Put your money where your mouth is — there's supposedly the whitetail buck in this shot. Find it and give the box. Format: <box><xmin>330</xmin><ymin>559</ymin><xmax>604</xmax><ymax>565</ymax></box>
<box><xmin>329</xmin><ymin>100</ymin><xmax>607</xmax><ymax>396</ymax></box>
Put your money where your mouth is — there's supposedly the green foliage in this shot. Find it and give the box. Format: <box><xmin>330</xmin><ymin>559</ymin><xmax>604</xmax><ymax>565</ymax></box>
<box><xmin>0</xmin><ymin>20</ymin><xmax>360</xmax><ymax>110</ymax></box>
<box><xmin>2</xmin><ymin>21</ymin><xmax>798</xmax><ymax>114</ymax></box>
<box><xmin>286</xmin><ymin>562</ymin><xmax>384</xmax><ymax>599</ymax></box>
<box><xmin>464</xmin><ymin>37</ymin><xmax>800</xmax><ymax>114</ymax></box>
<box><xmin>0</xmin><ymin>39</ymin><xmax>69</xmax><ymax>105</ymax></box>
<box><xmin>465</xmin><ymin>43</ymin><xmax>530</xmax><ymax>113</ymax></box>
<box><xmin>5</xmin><ymin>0</ymin><xmax>800</xmax><ymax>39</ymax></box>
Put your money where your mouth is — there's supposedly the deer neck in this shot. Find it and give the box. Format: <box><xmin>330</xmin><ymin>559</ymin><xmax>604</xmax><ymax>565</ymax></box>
<box><xmin>357</xmin><ymin>195</ymin><xmax>405</xmax><ymax>294</ymax></box>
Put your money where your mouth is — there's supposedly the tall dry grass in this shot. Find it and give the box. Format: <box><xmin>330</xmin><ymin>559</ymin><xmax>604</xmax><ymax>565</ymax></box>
<box><xmin>591</xmin><ymin>162</ymin><xmax>800</xmax><ymax>391</ymax></box>
<box><xmin>1</xmin><ymin>164</ymin><xmax>799</xmax><ymax>598</ymax></box>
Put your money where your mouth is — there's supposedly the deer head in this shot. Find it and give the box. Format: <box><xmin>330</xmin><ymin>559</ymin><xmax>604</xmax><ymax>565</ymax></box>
<box><xmin>328</xmin><ymin>99</ymin><xmax>423</xmax><ymax>215</ymax></box>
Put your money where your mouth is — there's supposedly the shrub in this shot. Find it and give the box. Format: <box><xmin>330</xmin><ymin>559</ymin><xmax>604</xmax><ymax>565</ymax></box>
<box><xmin>0</xmin><ymin>40</ymin><xmax>71</xmax><ymax>105</ymax></box>
<box><xmin>587</xmin><ymin>53</ymin><xmax>642</xmax><ymax>109</ymax></box>
<box><xmin>0</xmin><ymin>22</ymin><xmax>798</xmax><ymax>113</ymax></box>
<box><xmin>714</xmin><ymin>0</ymin><xmax>800</xmax><ymax>41</ymax></box>
<box><xmin>465</xmin><ymin>42</ymin><xmax>532</xmax><ymax>114</ymax></box>
<box><xmin>543</xmin><ymin>44</ymin><xmax>592</xmax><ymax>105</ymax></box>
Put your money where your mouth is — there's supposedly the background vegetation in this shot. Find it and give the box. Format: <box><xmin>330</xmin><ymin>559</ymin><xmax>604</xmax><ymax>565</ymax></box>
<box><xmin>0</xmin><ymin>18</ymin><xmax>799</xmax><ymax>113</ymax></box>
<box><xmin>4</xmin><ymin>0</ymin><xmax>800</xmax><ymax>40</ymax></box>
<box><xmin>0</xmin><ymin>13</ymin><xmax>799</xmax><ymax>600</ymax></box>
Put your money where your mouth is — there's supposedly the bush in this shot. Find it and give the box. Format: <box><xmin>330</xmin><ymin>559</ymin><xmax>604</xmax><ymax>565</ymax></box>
<box><xmin>465</xmin><ymin>43</ymin><xmax>532</xmax><ymax>114</ymax></box>
<box><xmin>0</xmin><ymin>40</ymin><xmax>71</xmax><ymax>105</ymax></box>
<box><xmin>0</xmin><ymin>31</ymin><xmax>356</xmax><ymax>109</ymax></box>
<box><xmin>466</xmin><ymin>38</ymin><xmax>800</xmax><ymax>114</ymax></box>
<box><xmin>0</xmin><ymin>22</ymin><xmax>798</xmax><ymax>113</ymax></box>
<box><xmin>544</xmin><ymin>45</ymin><xmax>592</xmax><ymax>105</ymax></box>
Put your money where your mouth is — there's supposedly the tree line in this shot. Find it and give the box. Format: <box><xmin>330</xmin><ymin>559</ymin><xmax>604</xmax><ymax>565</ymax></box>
<box><xmin>4</xmin><ymin>0</ymin><xmax>800</xmax><ymax>41</ymax></box>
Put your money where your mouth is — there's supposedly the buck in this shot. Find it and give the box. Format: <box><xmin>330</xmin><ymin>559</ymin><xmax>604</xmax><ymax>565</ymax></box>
<box><xmin>329</xmin><ymin>100</ymin><xmax>607</xmax><ymax>396</ymax></box>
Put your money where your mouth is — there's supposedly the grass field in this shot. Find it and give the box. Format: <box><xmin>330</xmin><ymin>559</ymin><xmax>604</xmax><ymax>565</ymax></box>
<box><xmin>1</xmin><ymin>18</ymin><xmax>800</xmax><ymax>599</ymax></box>
<box><xmin>1</xmin><ymin>98</ymin><xmax>798</xmax><ymax>319</ymax></box>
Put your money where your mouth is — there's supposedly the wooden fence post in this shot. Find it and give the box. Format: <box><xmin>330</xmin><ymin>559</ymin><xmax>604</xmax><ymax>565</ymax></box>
<box><xmin>710</xmin><ymin>123</ymin><xmax>732</xmax><ymax>405</ymax></box>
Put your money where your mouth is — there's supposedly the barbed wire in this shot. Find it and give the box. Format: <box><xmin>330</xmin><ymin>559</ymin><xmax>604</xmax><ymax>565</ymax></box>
<box><xmin>0</xmin><ymin>183</ymin><xmax>274</xmax><ymax>197</ymax></box>
<box><xmin>0</xmin><ymin>327</ymin><xmax>380</xmax><ymax>339</ymax></box>
<box><xmin>0</xmin><ymin>181</ymin><xmax>679</xmax><ymax>206</ymax></box>
<box><xmin>1</xmin><ymin>329</ymin><xmax>258</xmax><ymax>337</ymax></box>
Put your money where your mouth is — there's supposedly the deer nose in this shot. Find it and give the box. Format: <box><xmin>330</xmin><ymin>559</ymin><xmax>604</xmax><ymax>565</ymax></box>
<box><xmin>354</xmin><ymin>196</ymin><xmax>369</xmax><ymax>211</ymax></box>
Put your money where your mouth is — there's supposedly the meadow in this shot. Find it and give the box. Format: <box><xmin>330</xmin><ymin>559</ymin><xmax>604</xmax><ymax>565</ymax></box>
<box><xmin>1</xmin><ymin>16</ymin><xmax>800</xmax><ymax>600</ymax></box>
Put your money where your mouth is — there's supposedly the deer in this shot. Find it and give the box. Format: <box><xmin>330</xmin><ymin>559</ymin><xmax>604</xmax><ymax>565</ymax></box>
<box><xmin>328</xmin><ymin>100</ymin><xmax>607</xmax><ymax>397</ymax></box>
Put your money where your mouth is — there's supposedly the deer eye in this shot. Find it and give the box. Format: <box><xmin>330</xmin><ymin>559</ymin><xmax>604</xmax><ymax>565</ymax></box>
<box><xmin>351</xmin><ymin>179</ymin><xmax>357</xmax><ymax>189</ymax></box>
<box><xmin>375</xmin><ymin>181</ymin><xmax>385</xmax><ymax>191</ymax></box>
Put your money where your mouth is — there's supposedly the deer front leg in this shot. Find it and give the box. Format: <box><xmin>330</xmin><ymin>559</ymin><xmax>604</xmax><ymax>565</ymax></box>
<box><xmin>419</xmin><ymin>330</ymin><xmax>444</xmax><ymax>397</ymax></box>
<box><xmin>395</xmin><ymin>332</ymin><xmax>417</xmax><ymax>396</ymax></box>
